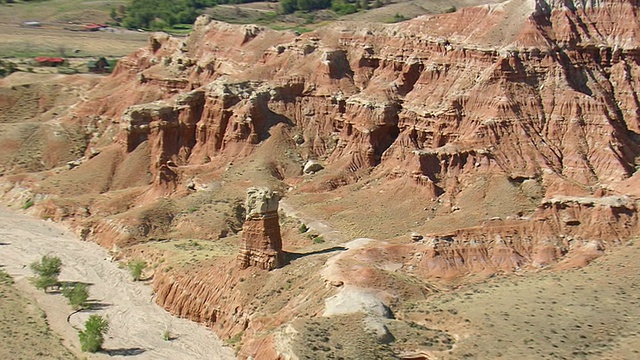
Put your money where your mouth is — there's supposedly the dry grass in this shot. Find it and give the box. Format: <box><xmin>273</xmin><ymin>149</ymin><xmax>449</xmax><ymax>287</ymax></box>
<box><xmin>397</xmin><ymin>238</ymin><xmax>640</xmax><ymax>359</ymax></box>
<box><xmin>0</xmin><ymin>24</ymin><xmax>149</xmax><ymax>59</ymax></box>
<box><xmin>0</xmin><ymin>0</ymin><xmax>148</xmax><ymax>58</ymax></box>
<box><xmin>0</xmin><ymin>270</ymin><xmax>75</xmax><ymax>360</ymax></box>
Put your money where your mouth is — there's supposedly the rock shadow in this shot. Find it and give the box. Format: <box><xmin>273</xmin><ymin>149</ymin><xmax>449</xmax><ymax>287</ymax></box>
<box><xmin>284</xmin><ymin>246</ymin><xmax>347</xmax><ymax>263</ymax></box>
<box><xmin>60</xmin><ymin>280</ymin><xmax>94</xmax><ymax>287</ymax></box>
<box><xmin>86</xmin><ymin>300</ymin><xmax>111</xmax><ymax>310</ymax></box>
<box><xmin>102</xmin><ymin>347</ymin><xmax>146</xmax><ymax>356</ymax></box>
<box><xmin>49</xmin><ymin>280</ymin><xmax>94</xmax><ymax>294</ymax></box>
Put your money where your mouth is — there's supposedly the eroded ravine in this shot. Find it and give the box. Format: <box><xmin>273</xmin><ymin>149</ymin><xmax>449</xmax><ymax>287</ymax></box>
<box><xmin>0</xmin><ymin>206</ymin><xmax>235</xmax><ymax>360</ymax></box>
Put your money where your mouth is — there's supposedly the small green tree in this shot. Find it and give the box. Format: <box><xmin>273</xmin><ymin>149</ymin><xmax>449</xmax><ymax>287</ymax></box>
<box><xmin>128</xmin><ymin>260</ymin><xmax>147</xmax><ymax>281</ymax></box>
<box><xmin>78</xmin><ymin>315</ymin><xmax>109</xmax><ymax>353</ymax></box>
<box><xmin>62</xmin><ymin>283</ymin><xmax>89</xmax><ymax>310</ymax></box>
<box><xmin>30</xmin><ymin>255</ymin><xmax>62</xmax><ymax>292</ymax></box>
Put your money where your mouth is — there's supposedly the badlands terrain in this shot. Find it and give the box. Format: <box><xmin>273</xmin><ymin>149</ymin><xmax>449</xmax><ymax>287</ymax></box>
<box><xmin>2</xmin><ymin>0</ymin><xmax>640</xmax><ymax>359</ymax></box>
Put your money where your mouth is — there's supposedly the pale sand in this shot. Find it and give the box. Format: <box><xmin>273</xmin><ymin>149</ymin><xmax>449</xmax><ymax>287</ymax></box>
<box><xmin>0</xmin><ymin>206</ymin><xmax>235</xmax><ymax>360</ymax></box>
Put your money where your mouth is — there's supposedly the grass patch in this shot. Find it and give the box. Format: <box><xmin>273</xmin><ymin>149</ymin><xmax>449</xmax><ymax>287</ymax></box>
<box><xmin>23</xmin><ymin>199</ymin><xmax>34</xmax><ymax>209</ymax></box>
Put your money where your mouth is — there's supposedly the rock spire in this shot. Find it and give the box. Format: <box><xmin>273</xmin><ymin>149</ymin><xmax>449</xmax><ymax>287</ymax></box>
<box><xmin>237</xmin><ymin>187</ymin><xmax>284</xmax><ymax>270</ymax></box>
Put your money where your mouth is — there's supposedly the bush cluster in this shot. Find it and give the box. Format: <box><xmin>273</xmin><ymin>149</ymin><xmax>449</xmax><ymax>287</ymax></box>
<box><xmin>281</xmin><ymin>0</ymin><xmax>382</xmax><ymax>15</ymax></box>
<box><xmin>30</xmin><ymin>255</ymin><xmax>62</xmax><ymax>292</ymax></box>
<box><xmin>79</xmin><ymin>315</ymin><xmax>109</xmax><ymax>353</ymax></box>
<box><xmin>121</xmin><ymin>0</ymin><xmax>216</xmax><ymax>30</ymax></box>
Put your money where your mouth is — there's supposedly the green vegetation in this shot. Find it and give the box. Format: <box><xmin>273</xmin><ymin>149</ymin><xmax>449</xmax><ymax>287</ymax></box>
<box><xmin>120</xmin><ymin>0</ymin><xmax>216</xmax><ymax>30</ymax></box>
<box><xmin>389</xmin><ymin>12</ymin><xmax>406</xmax><ymax>23</ymax></box>
<box><xmin>62</xmin><ymin>283</ymin><xmax>89</xmax><ymax>310</ymax></box>
<box><xmin>127</xmin><ymin>260</ymin><xmax>147</xmax><ymax>281</ymax></box>
<box><xmin>298</xmin><ymin>223</ymin><xmax>309</xmax><ymax>233</ymax></box>
<box><xmin>227</xmin><ymin>330</ymin><xmax>244</xmax><ymax>345</ymax></box>
<box><xmin>0</xmin><ymin>60</ymin><xmax>17</xmax><ymax>78</ymax></box>
<box><xmin>0</xmin><ymin>268</ymin><xmax>13</xmax><ymax>285</ymax></box>
<box><xmin>30</xmin><ymin>255</ymin><xmax>62</xmax><ymax>292</ymax></box>
<box><xmin>331</xmin><ymin>0</ymin><xmax>357</xmax><ymax>15</ymax></box>
<box><xmin>280</xmin><ymin>0</ymin><xmax>380</xmax><ymax>15</ymax></box>
<box><xmin>23</xmin><ymin>199</ymin><xmax>34</xmax><ymax>209</ymax></box>
<box><xmin>313</xmin><ymin>236</ymin><xmax>325</xmax><ymax>244</ymax></box>
<box><xmin>78</xmin><ymin>315</ymin><xmax>109</xmax><ymax>353</ymax></box>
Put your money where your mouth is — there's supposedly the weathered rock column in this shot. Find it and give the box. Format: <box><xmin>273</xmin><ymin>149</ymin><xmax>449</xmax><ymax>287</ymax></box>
<box><xmin>237</xmin><ymin>187</ymin><xmax>284</xmax><ymax>270</ymax></box>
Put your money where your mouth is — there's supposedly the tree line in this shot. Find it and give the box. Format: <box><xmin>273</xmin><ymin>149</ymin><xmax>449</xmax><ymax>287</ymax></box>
<box><xmin>115</xmin><ymin>0</ymin><xmax>388</xmax><ymax>30</ymax></box>
<box><xmin>30</xmin><ymin>255</ymin><xmax>149</xmax><ymax>353</ymax></box>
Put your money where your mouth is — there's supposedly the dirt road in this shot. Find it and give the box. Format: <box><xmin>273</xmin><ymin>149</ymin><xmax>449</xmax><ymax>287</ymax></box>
<box><xmin>280</xmin><ymin>200</ymin><xmax>345</xmax><ymax>243</ymax></box>
<box><xmin>0</xmin><ymin>206</ymin><xmax>235</xmax><ymax>360</ymax></box>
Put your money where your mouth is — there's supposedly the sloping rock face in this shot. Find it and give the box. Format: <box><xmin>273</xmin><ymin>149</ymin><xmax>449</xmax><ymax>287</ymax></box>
<box><xmin>237</xmin><ymin>187</ymin><xmax>284</xmax><ymax>270</ymax></box>
<box><xmin>411</xmin><ymin>196</ymin><xmax>638</xmax><ymax>278</ymax></box>
<box><xmin>63</xmin><ymin>0</ymin><xmax>638</xmax><ymax>200</ymax></box>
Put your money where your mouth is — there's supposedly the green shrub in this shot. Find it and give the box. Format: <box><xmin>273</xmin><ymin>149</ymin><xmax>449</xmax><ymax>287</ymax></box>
<box><xmin>313</xmin><ymin>236</ymin><xmax>325</xmax><ymax>244</ymax></box>
<box><xmin>331</xmin><ymin>0</ymin><xmax>357</xmax><ymax>15</ymax></box>
<box><xmin>128</xmin><ymin>260</ymin><xmax>147</xmax><ymax>281</ymax></box>
<box><xmin>227</xmin><ymin>330</ymin><xmax>244</xmax><ymax>345</ymax></box>
<box><xmin>57</xmin><ymin>67</ymin><xmax>78</xmax><ymax>75</ymax></box>
<box><xmin>32</xmin><ymin>275</ymin><xmax>59</xmax><ymax>292</ymax></box>
<box><xmin>62</xmin><ymin>283</ymin><xmax>89</xmax><ymax>310</ymax></box>
<box><xmin>298</xmin><ymin>223</ymin><xmax>309</xmax><ymax>233</ymax></box>
<box><xmin>30</xmin><ymin>255</ymin><xmax>62</xmax><ymax>292</ymax></box>
<box><xmin>78</xmin><ymin>315</ymin><xmax>109</xmax><ymax>353</ymax></box>
<box><xmin>390</xmin><ymin>13</ymin><xmax>405</xmax><ymax>23</ymax></box>
<box><xmin>23</xmin><ymin>199</ymin><xmax>34</xmax><ymax>209</ymax></box>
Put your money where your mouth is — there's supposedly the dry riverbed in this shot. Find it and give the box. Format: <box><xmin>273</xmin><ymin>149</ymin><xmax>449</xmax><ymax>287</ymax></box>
<box><xmin>0</xmin><ymin>206</ymin><xmax>235</xmax><ymax>360</ymax></box>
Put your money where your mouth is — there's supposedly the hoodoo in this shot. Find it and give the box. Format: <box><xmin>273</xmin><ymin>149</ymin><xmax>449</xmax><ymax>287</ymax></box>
<box><xmin>237</xmin><ymin>187</ymin><xmax>284</xmax><ymax>270</ymax></box>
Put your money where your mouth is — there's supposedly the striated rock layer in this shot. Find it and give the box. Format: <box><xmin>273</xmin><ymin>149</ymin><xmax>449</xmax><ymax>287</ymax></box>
<box><xmin>55</xmin><ymin>0</ymin><xmax>640</xmax><ymax>202</ymax></box>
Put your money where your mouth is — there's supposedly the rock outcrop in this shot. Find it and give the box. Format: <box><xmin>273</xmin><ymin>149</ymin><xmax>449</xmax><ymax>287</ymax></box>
<box><xmin>237</xmin><ymin>187</ymin><xmax>284</xmax><ymax>270</ymax></box>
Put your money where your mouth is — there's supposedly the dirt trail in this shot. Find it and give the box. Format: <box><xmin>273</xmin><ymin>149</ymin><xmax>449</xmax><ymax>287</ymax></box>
<box><xmin>280</xmin><ymin>200</ymin><xmax>345</xmax><ymax>243</ymax></box>
<box><xmin>0</xmin><ymin>206</ymin><xmax>235</xmax><ymax>360</ymax></box>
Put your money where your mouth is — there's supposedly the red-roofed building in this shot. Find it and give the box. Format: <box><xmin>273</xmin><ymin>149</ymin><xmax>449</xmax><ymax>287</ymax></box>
<box><xmin>34</xmin><ymin>57</ymin><xmax>65</xmax><ymax>66</ymax></box>
<box><xmin>83</xmin><ymin>23</ymin><xmax>107</xmax><ymax>31</ymax></box>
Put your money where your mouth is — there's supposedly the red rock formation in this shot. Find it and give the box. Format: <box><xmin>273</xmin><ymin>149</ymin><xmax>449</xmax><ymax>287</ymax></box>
<box><xmin>237</xmin><ymin>187</ymin><xmax>284</xmax><ymax>270</ymax></box>
<box><xmin>409</xmin><ymin>195</ymin><xmax>638</xmax><ymax>278</ymax></box>
<box><xmin>56</xmin><ymin>0</ymin><xmax>637</xmax><ymax>204</ymax></box>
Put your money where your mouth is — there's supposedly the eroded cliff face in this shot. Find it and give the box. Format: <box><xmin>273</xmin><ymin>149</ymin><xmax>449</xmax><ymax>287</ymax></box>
<box><xmin>67</xmin><ymin>0</ymin><xmax>639</xmax><ymax>199</ymax></box>
<box><xmin>3</xmin><ymin>0</ymin><xmax>640</xmax><ymax>358</ymax></box>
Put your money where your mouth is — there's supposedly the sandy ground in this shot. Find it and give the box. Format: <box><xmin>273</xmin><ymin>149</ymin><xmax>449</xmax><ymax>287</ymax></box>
<box><xmin>0</xmin><ymin>206</ymin><xmax>235</xmax><ymax>360</ymax></box>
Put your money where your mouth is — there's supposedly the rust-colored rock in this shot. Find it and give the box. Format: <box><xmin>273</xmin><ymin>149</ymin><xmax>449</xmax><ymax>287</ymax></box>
<box><xmin>237</xmin><ymin>187</ymin><xmax>284</xmax><ymax>270</ymax></box>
